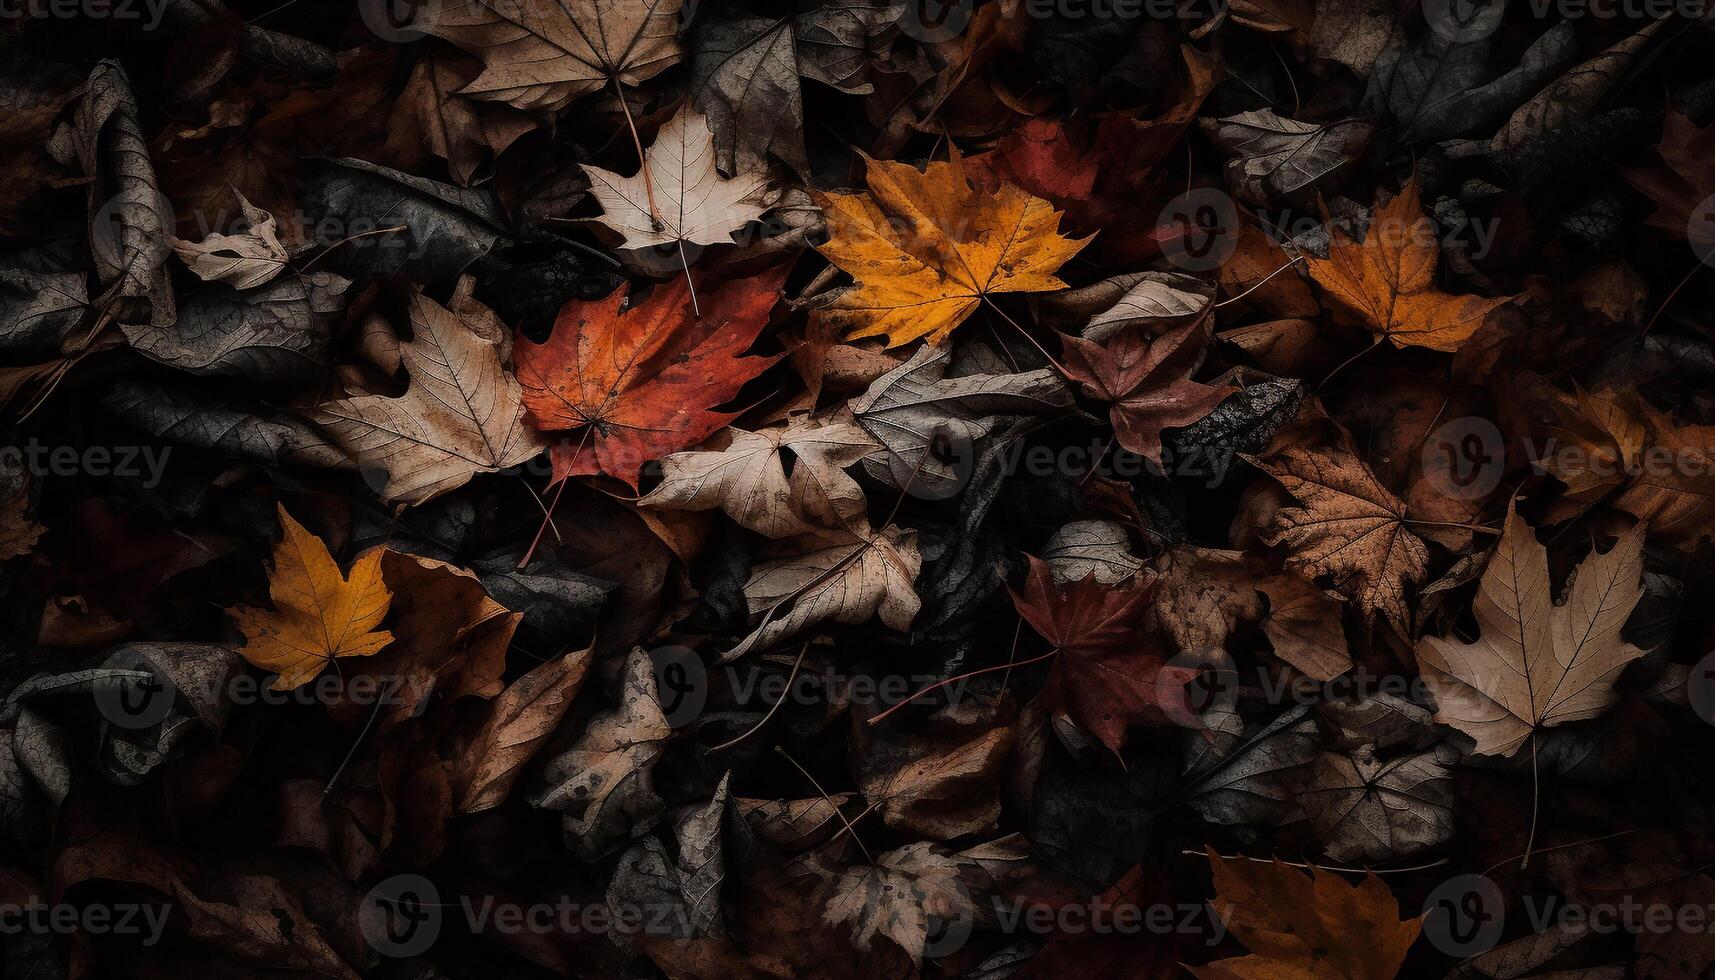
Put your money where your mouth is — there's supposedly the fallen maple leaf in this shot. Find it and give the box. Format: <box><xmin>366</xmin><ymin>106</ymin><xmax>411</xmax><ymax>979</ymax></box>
<box><xmin>1306</xmin><ymin>179</ymin><xmax>1513</xmax><ymax>352</ymax></box>
<box><xmin>1191</xmin><ymin>847</ymin><xmax>1420</xmax><ymax>980</ymax></box>
<box><xmin>583</xmin><ymin>104</ymin><xmax>775</xmax><ymax>251</ymax></box>
<box><xmin>1060</xmin><ymin>318</ymin><xmax>1234</xmax><ymax>464</ymax></box>
<box><xmin>314</xmin><ymin>278</ymin><xmax>547</xmax><ymax>505</ymax></box>
<box><xmin>1009</xmin><ymin>557</ymin><xmax>1198</xmax><ymax>754</ymax></box>
<box><xmin>421</xmin><ymin>0</ymin><xmax>684</xmax><ymax>112</ymax></box>
<box><xmin>811</xmin><ymin>147</ymin><xmax>1089</xmax><ymax>348</ymax></box>
<box><xmin>1417</xmin><ymin>507</ymin><xmax>1647</xmax><ymax>758</ymax></box>
<box><xmin>1246</xmin><ymin>419</ymin><xmax>1430</xmax><ymax>638</ymax></box>
<box><xmin>514</xmin><ymin>265</ymin><xmax>788</xmax><ymax>489</ymax></box>
<box><xmin>229</xmin><ymin>505</ymin><xmax>393</xmax><ymax>690</ymax></box>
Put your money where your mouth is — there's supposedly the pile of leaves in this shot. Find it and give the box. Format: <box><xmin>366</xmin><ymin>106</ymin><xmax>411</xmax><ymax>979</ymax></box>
<box><xmin>4</xmin><ymin>0</ymin><xmax>1715</xmax><ymax>977</ymax></box>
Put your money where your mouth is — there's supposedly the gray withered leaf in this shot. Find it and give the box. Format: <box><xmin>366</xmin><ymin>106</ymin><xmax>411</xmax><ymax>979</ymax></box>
<box><xmin>0</xmin><ymin>264</ymin><xmax>87</xmax><ymax>355</ymax></box>
<box><xmin>1180</xmin><ymin>704</ymin><xmax>1320</xmax><ymax>828</ymax></box>
<box><xmin>691</xmin><ymin>2</ymin><xmax>902</xmax><ymax>176</ymax></box>
<box><xmin>474</xmin><ymin>553</ymin><xmax>612</xmax><ymax>643</ymax></box>
<box><xmin>1365</xmin><ymin>20</ymin><xmax>1576</xmax><ymax>144</ymax></box>
<box><xmin>105</xmin><ymin>380</ymin><xmax>351</xmax><ymax>470</ymax></box>
<box><xmin>51</xmin><ymin>61</ymin><xmax>172</xmax><ymax>310</ymax></box>
<box><xmin>10</xmin><ymin>709</ymin><xmax>69</xmax><ymax>808</ymax></box>
<box><xmin>851</xmin><ymin>344</ymin><xmax>1074</xmax><ymax>499</ymax></box>
<box><xmin>1041</xmin><ymin>520</ymin><xmax>1143</xmax><ymax>585</ymax></box>
<box><xmin>1081</xmin><ymin>272</ymin><xmax>1213</xmax><ymax>343</ymax></box>
<box><xmin>1200</xmin><ymin>109</ymin><xmax>1373</xmax><ymax>206</ymax></box>
<box><xmin>1298</xmin><ymin>743</ymin><xmax>1457</xmax><ymax>863</ymax></box>
<box><xmin>606</xmin><ymin>772</ymin><xmax>733</xmax><ymax>942</ymax></box>
<box><xmin>1490</xmin><ymin>18</ymin><xmax>1665</xmax><ymax>151</ymax></box>
<box><xmin>530</xmin><ymin>647</ymin><xmax>671</xmax><ymax>861</ymax></box>
<box><xmin>300</xmin><ymin>158</ymin><xmax>508</xmax><ymax>284</ymax></box>
<box><xmin>121</xmin><ymin>271</ymin><xmax>348</xmax><ymax>384</ymax></box>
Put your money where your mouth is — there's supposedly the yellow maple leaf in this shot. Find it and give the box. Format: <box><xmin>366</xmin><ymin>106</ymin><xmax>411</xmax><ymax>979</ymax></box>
<box><xmin>230</xmin><ymin>504</ymin><xmax>394</xmax><ymax>690</ymax></box>
<box><xmin>1306</xmin><ymin>179</ymin><xmax>1512</xmax><ymax>352</ymax></box>
<box><xmin>811</xmin><ymin>148</ymin><xmax>1090</xmax><ymax>348</ymax></box>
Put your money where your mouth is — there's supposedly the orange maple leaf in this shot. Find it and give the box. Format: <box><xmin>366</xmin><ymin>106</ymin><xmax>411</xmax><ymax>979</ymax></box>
<box><xmin>514</xmin><ymin>266</ymin><xmax>788</xmax><ymax>489</ymax></box>
<box><xmin>811</xmin><ymin>147</ymin><xmax>1090</xmax><ymax>348</ymax></box>
<box><xmin>1306</xmin><ymin>179</ymin><xmax>1512</xmax><ymax>352</ymax></box>
<box><xmin>229</xmin><ymin>505</ymin><xmax>394</xmax><ymax>691</ymax></box>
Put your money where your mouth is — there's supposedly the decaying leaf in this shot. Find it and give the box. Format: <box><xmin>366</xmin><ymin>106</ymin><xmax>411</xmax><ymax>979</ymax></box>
<box><xmin>1417</xmin><ymin>507</ymin><xmax>1647</xmax><ymax>758</ymax></box>
<box><xmin>314</xmin><ymin>278</ymin><xmax>546</xmax><ymax>505</ymax></box>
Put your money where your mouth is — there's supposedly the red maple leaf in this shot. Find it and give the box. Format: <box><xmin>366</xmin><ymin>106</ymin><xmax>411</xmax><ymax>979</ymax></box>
<box><xmin>514</xmin><ymin>266</ymin><xmax>788</xmax><ymax>488</ymax></box>
<box><xmin>1009</xmin><ymin>557</ymin><xmax>1198</xmax><ymax>754</ymax></box>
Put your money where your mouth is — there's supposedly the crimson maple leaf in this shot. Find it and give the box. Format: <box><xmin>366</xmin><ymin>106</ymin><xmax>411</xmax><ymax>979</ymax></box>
<box><xmin>514</xmin><ymin>266</ymin><xmax>788</xmax><ymax>488</ymax></box>
<box><xmin>1009</xmin><ymin>557</ymin><xmax>1199</xmax><ymax>754</ymax></box>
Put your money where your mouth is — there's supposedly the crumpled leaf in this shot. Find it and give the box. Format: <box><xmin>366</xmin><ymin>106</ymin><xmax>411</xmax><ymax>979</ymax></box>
<box><xmin>1201</xmin><ymin>109</ymin><xmax>1372</xmax><ymax>206</ymax></box>
<box><xmin>729</xmin><ymin>522</ymin><xmax>921</xmax><ymax>659</ymax></box>
<box><xmin>1041</xmin><ymin>519</ymin><xmax>1143</xmax><ymax>585</ymax></box>
<box><xmin>691</xmin><ymin>3</ymin><xmax>901</xmax><ymax>175</ymax></box>
<box><xmin>1181</xmin><ymin>705</ymin><xmax>1321</xmax><ymax>828</ymax></box>
<box><xmin>851</xmin><ymin>344</ymin><xmax>1074</xmax><ymax>498</ymax></box>
<box><xmin>531</xmin><ymin>646</ymin><xmax>672</xmax><ymax>860</ymax></box>
<box><xmin>122</xmin><ymin>270</ymin><xmax>347</xmax><ymax>384</ymax></box>
<box><xmin>641</xmin><ymin>415</ymin><xmax>879</xmax><ymax>537</ymax></box>
<box><xmin>168</xmin><ymin>190</ymin><xmax>288</xmax><ymax>289</ymax></box>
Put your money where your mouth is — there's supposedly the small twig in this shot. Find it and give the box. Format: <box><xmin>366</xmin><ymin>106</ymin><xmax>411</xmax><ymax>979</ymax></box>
<box><xmin>709</xmin><ymin>644</ymin><xmax>811</xmax><ymax>752</ymax></box>
<box><xmin>866</xmin><ymin>649</ymin><xmax>1059</xmax><ymax>727</ymax></box>
<box><xmin>775</xmin><ymin>746</ymin><xmax>873</xmax><ymax>864</ymax></box>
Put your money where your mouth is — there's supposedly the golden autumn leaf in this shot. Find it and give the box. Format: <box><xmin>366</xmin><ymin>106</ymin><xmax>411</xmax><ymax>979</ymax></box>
<box><xmin>1306</xmin><ymin>179</ymin><xmax>1512</xmax><ymax>352</ymax></box>
<box><xmin>229</xmin><ymin>504</ymin><xmax>394</xmax><ymax>690</ymax></box>
<box><xmin>1191</xmin><ymin>848</ymin><xmax>1421</xmax><ymax>980</ymax></box>
<box><xmin>811</xmin><ymin>148</ymin><xmax>1090</xmax><ymax>348</ymax></box>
